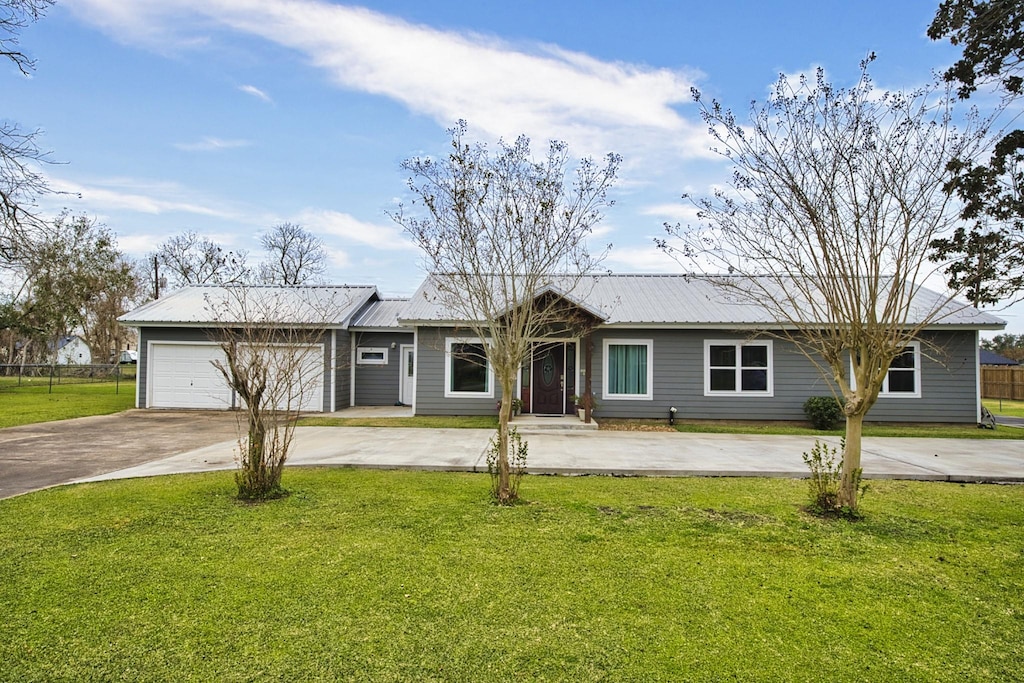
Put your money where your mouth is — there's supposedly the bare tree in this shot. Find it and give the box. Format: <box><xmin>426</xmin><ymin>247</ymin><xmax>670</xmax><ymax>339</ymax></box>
<box><xmin>659</xmin><ymin>59</ymin><xmax>990</xmax><ymax>512</ymax></box>
<box><xmin>258</xmin><ymin>222</ymin><xmax>327</xmax><ymax>285</ymax></box>
<box><xmin>155</xmin><ymin>231</ymin><xmax>250</xmax><ymax>288</ymax></box>
<box><xmin>1</xmin><ymin>0</ymin><xmax>55</xmax><ymax>265</ymax></box>
<box><xmin>392</xmin><ymin>121</ymin><xmax>619</xmax><ymax>504</ymax></box>
<box><xmin>204</xmin><ymin>286</ymin><xmax>337</xmax><ymax>500</ymax></box>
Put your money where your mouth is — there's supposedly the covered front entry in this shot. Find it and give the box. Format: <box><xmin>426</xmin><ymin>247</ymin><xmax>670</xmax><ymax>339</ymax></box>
<box><xmin>526</xmin><ymin>341</ymin><xmax>576</xmax><ymax>415</ymax></box>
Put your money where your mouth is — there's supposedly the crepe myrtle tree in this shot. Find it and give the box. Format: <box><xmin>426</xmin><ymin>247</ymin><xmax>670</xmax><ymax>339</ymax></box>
<box><xmin>204</xmin><ymin>286</ymin><xmax>335</xmax><ymax>500</ymax></box>
<box><xmin>659</xmin><ymin>57</ymin><xmax>990</xmax><ymax>512</ymax></box>
<box><xmin>392</xmin><ymin>121</ymin><xmax>620</xmax><ymax>504</ymax></box>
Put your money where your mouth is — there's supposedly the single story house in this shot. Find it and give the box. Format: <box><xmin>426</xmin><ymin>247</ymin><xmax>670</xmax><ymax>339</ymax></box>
<box><xmin>118</xmin><ymin>275</ymin><xmax>1006</xmax><ymax>423</ymax></box>
<box><xmin>54</xmin><ymin>335</ymin><xmax>92</xmax><ymax>365</ymax></box>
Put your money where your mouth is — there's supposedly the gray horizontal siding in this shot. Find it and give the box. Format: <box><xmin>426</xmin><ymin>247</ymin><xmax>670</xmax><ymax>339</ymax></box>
<box><xmin>589</xmin><ymin>329</ymin><xmax>979</xmax><ymax>423</ymax></box>
<box><xmin>353</xmin><ymin>331</ymin><xmax>413</xmax><ymax>406</ymax></box>
<box><xmin>335</xmin><ymin>330</ymin><xmax>351</xmax><ymax>410</ymax></box>
<box><xmin>865</xmin><ymin>330</ymin><xmax>978</xmax><ymax>423</ymax></box>
<box><xmin>415</xmin><ymin>327</ymin><xmax>503</xmax><ymax>416</ymax></box>
<box><xmin>409</xmin><ymin>325</ymin><xmax>981</xmax><ymax>423</ymax></box>
<box><xmin>138</xmin><ymin>326</ymin><xmax>334</xmax><ymax>412</ymax></box>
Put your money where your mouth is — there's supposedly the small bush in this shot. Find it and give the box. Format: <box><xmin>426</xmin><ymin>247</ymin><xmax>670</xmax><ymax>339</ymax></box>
<box><xmin>803</xmin><ymin>395</ymin><xmax>844</xmax><ymax>430</ymax></box>
<box><xmin>801</xmin><ymin>438</ymin><xmax>866</xmax><ymax>518</ymax></box>
<box><xmin>485</xmin><ymin>426</ymin><xmax>527</xmax><ymax>503</ymax></box>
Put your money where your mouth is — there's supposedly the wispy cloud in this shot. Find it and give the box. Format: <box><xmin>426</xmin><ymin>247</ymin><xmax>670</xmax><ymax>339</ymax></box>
<box><xmin>48</xmin><ymin>175</ymin><xmax>242</xmax><ymax>219</ymax></box>
<box><xmin>295</xmin><ymin>208</ymin><xmax>416</xmax><ymax>251</ymax></box>
<box><xmin>174</xmin><ymin>136</ymin><xmax>251</xmax><ymax>152</ymax></box>
<box><xmin>238</xmin><ymin>83</ymin><xmax>272</xmax><ymax>103</ymax></box>
<box><xmin>64</xmin><ymin>0</ymin><xmax>711</xmax><ymax>161</ymax></box>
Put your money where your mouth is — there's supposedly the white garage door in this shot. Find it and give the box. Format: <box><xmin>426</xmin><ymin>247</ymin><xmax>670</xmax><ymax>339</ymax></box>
<box><xmin>149</xmin><ymin>342</ymin><xmax>325</xmax><ymax>412</ymax></box>
<box><xmin>264</xmin><ymin>345</ymin><xmax>325</xmax><ymax>412</ymax></box>
<box><xmin>149</xmin><ymin>343</ymin><xmax>233</xmax><ymax>409</ymax></box>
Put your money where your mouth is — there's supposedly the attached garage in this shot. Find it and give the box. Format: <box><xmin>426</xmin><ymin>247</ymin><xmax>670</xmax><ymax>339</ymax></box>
<box><xmin>121</xmin><ymin>285</ymin><xmax>381</xmax><ymax>413</ymax></box>
<box><xmin>148</xmin><ymin>342</ymin><xmax>232</xmax><ymax>409</ymax></box>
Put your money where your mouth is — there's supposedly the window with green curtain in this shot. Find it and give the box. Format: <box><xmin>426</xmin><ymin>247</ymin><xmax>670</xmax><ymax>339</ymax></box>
<box><xmin>608</xmin><ymin>343</ymin><xmax>647</xmax><ymax>395</ymax></box>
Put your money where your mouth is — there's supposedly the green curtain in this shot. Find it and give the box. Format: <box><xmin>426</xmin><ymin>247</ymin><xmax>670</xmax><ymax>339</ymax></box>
<box><xmin>609</xmin><ymin>344</ymin><xmax>647</xmax><ymax>395</ymax></box>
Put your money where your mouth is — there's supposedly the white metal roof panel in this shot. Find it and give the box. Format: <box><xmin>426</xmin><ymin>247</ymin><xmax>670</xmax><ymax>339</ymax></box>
<box><xmin>350</xmin><ymin>299</ymin><xmax>412</xmax><ymax>329</ymax></box>
<box><xmin>399</xmin><ymin>274</ymin><xmax>1005</xmax><ymax>329</ymax></box>
<box><xmin>119</xmin><ymin>285</ymin><xmax>378</xmax><ymax>328</ymax></box>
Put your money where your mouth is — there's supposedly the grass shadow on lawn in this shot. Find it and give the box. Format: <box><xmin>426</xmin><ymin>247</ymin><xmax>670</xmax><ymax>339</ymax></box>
<box><xmin>1</xmin><ymin>470</ymin><xmax>1021</xmax><ymax>681</ymax></box>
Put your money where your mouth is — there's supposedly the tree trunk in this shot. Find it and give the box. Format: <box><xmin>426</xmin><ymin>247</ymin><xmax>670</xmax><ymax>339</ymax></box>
<box><xmin>839</xmin><ymin>411</ymin><xmax>864</xmax><ymax>509</ymax></box>
<box><xmin>495</xmin><ymin>382</ymin><xmax>513</xmax><ymax>504</ymax></box>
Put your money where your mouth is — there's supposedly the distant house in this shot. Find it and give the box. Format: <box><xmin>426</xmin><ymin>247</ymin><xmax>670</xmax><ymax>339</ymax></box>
<box><xmin>980</xmin><ymin>349</ymin><xmax>1019</xmax><ymax>366</ymax></box>
<box><xmin>54</xmin><ymin>336</ymin><xmax>92</xmax><ymax>365</ymax></box>
<box><xmin>119</xmin><ymin>276</ymin><xmax>1006</xmax><ymax>423</ymax></box>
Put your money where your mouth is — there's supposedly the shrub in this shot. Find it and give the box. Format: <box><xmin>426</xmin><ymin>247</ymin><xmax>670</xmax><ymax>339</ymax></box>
<box><xmin>485</xmin><ymin>427</ymin><xmax>527</xmax><ymax>503</ymax></box>
<box><xmin>803</xmin><ymin>395</ymin><xmax>844</xmax><ymax>430</ymax></box>
<box><xmin>801</xmin><ymin>438</ymin><xmax>865</xmax><ymax>518</ymax></box>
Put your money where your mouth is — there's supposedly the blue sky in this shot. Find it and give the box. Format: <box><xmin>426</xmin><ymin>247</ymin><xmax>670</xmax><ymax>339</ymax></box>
<box><xmin>12</xmin><ymin>0</ymin><xmax>1012</xmax><ymax>327</ymax></box>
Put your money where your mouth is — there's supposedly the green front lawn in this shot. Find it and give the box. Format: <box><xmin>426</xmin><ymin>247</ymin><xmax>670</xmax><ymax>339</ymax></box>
<box><xmin>0</xmin><ymin>380</ymin><xmax>135</xmax><ymax>428</ymax></box>
<box><xmin>2</xmin><ymin>470</ymin><xmax>1021</xmax><ymax>681</ymax></box>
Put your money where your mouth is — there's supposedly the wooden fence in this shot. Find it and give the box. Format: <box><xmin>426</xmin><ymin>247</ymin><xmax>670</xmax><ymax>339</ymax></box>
<box><xmin>981</xmin><ymin>366</ymin><xmax>1024</xmax><ymax>400</ymax></box>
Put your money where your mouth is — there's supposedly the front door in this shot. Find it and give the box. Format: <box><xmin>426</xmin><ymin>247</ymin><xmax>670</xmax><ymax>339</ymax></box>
<box><xmin>532</xmin><ymin>343</ymin><xmax>565</xmax><ymax>414</ymax></box>
<box><xmin>400</xmin><ymin>345</ymin><xmax>415</xmax><ymax>406</ymax></box>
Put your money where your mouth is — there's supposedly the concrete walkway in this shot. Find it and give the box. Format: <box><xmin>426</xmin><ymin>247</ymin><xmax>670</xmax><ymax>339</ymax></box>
<box><xmin>78</xmin><ymin>426</ymin><xmax>1024</xmax><ymax>485</ymax></box>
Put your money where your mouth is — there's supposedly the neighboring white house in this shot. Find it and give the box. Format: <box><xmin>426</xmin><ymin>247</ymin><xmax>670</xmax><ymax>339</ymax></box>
<box><xmin>54</xmin><ymin>335</ymin><xmax>92</xmax><ymax>365</ymax></box>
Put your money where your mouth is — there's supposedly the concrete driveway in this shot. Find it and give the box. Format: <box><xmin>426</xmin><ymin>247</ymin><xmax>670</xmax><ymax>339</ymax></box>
<box><xmin>78</xmin><ymin>425</ymin><xmax>1024</xmax><ymax>485</ymax></box>
<box><xmin>0</xmin><ymin>410</ymin><xmax>239</xmax><ymax>499</ymax></box>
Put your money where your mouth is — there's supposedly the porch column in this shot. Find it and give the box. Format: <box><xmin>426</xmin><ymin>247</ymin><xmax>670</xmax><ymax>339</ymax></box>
<box><xmin>584</xmin><ymin>331</ymin><xmax>593</xmax><ymax>424</ymax></box>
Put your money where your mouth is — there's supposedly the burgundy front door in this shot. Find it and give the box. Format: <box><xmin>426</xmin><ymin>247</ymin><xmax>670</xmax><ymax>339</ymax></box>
<box><xmin>532</xmin><ymin>343</ymin><xmax>565</xmax><ymax>414</ymax></box>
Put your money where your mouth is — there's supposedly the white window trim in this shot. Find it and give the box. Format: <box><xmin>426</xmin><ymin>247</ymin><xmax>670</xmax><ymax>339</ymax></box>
<box><xmin>704</xmin><ymin>339</ymin><xmax>774</xmax><ymax>397</ymax></box>
<box><xmin>857</xmin><ymin>342</ymin><xmax>922</xmax><ymax>399</ymax></box>
<box><xmin>356</xmin><ymin>346</ymin><xmax>389</xmax><ymax>365</ymax></box>
<box><xmin>602</xmin><ymin>338</ymin><xmax>654</xmax><ymax>401</ymax></box>
<box><xmin>444</xmin><ymin>337</ymin><xmax>494</xmax><ymax>398</ymax></box>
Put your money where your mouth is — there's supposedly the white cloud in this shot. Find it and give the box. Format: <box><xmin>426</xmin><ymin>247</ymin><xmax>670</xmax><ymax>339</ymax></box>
<box><xmin>48</xmin><ymin>176</ymin><xmax>242</xmax><ymax>219</ymax></box>
<box><xmin>294</xmin><ymin>208</ymin><xmax>417</xmax><ymax>251</ymax></box>
<box><xmin>238</xmin><ymin>83</ymin><xmax>272</xmax><ymax>102</ymax></box>
<box><xmin>174</xmin><ymin>136</ymin><xmax>251</xmax><ymax>151</ymax></box>
<box><xmin>604</xmin><ymin>244</ymin><xmax>682</xmax><ymax>273</ymax></box>
<box><xmin>641</xmin><ymin>202</ymin><xmax>701</xmax><ymax>223</ymax></box>
<box><xmin>64</xmin><ymin>0</ymin><xmax>712</xmax><ymax>161</ymax></box>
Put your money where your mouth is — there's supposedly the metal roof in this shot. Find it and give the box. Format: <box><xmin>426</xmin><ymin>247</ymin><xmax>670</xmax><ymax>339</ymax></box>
<box><xmin>399</xmin><ymin>273</ymin><xmax>1006</xmax><ymax>329</ymax></box>
<box><xmin>350</xmin><ymin>299</ymin><xmax>412</xmax><ymax>329</ymax></box>
<box><xmin>119</xmin><ymin>285</ymin><xmax>378</xmax><ymax>328</ymax></box>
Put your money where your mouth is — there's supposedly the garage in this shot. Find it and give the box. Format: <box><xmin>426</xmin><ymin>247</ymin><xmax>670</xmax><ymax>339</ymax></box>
<box><xmin>147</xmin><ymin>341</ymin><xmax>326</xmax><ymax>412</ymax></box>
<box><xmin>149</xmin><ymin>342</ymin><xmax>233</xmax><ymax>409</ymax></box>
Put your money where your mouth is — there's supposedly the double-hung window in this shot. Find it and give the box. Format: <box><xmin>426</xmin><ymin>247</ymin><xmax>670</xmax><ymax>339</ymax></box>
<box><xmin>880</xmin><ymin>343</ymin><xmax>921</xmax><ymax>397</ymax></box>
<box><xmin>444</xmin><ymin>338</ymin><xmax>493</xmax><ymax>397</ymax></box>
<box><xmin>704</xmin><ymin>340</ymin><xmax>773</xmax><ymax>396</ymax></box>
<box><xmin>603</xmin><ymin>339</ymin><xmax>653</xmax><ymax>400</ymax></box>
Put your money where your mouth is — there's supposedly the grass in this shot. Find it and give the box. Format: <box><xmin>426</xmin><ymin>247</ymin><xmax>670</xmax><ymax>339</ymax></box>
<box><xmin>297</xmin><ymin>415</ymin><xmax>498</xmax><ymax>428</ymax></box>
<box><xmin>1</xmin><ymin>470</ymin><xmax>1022</xmax><ymax>681</ymax></box>
<box><xmin>984</xmin><ymin>398</ymin><xmax>1024</xmax><ymax>418</ymax></box>
<box><xmin>0</xmin><ymin>380</ymin><xmax>135</xmax><ymax>428</ymax></box>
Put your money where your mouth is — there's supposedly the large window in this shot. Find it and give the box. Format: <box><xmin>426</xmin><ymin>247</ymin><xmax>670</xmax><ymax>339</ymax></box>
<box><xmin>704</xmin><ymin>340</ymin><xmax>773</xmax><ymax>396</ymax></box>
<box><xmin>880</xmin><ymin>343</ymin><xmax>921</xmax><ymax>397</ymax></box>
<box><xmin>603</xmin><ymin>339</ymin><xmax>653</xmax><ymax>400</ymax></box>
<box><xmin>444</xmin><ymin>338</ymin><xmax>493</xmax><ymax>397</ymax></box>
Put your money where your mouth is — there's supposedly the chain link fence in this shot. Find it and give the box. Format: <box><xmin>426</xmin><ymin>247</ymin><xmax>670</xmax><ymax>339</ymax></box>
<box><xmin>0</xmin><ymin>363</ymin><xmax>136</xmax><ymax>393</ymax></box>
